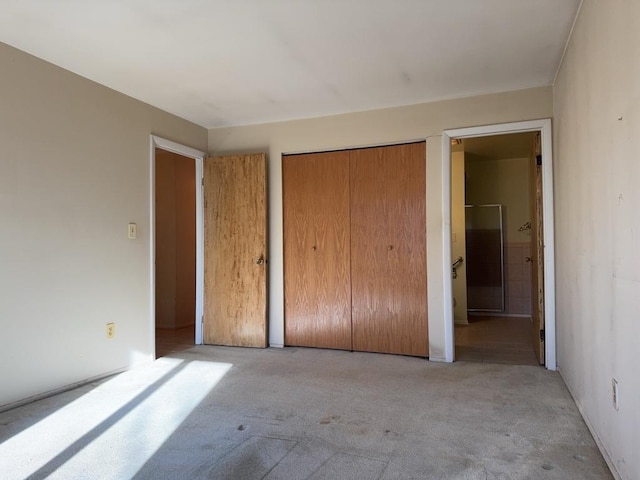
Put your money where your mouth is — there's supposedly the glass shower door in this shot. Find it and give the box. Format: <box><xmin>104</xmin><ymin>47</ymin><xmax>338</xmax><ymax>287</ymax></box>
<box><xmin>465</xmin><ymin>204</ymin><xmax>505</xmax><ymax>312</ymax></box>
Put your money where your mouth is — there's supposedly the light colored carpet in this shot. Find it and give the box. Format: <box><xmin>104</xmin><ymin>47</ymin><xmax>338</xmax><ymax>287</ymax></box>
<box><xmin>0</xmin><ymin>346</ymin><xmax>612</xmax><ymax>479</ymax></box>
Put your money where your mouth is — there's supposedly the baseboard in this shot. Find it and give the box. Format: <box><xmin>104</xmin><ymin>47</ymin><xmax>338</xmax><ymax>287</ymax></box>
<box><xmin>427</xmin><ymin>355</ymin><xmax>447</xmax><ymax>363</ymax></box>
<box><xmin>269</xmin><ymin>343</ymin><xmax>284</xmax><ymax>348</ymax></box>
<box><xmin>557</xmin><ymin>368</ymin><xmax>621</xmax><ymax>480</ymax></box>
<box><xmin>0</xmin><ymin>367</ymin><xmax>128</xmax><ymax>414</ymax></box>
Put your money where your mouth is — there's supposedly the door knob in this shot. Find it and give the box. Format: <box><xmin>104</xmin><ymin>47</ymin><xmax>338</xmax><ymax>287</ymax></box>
<box><xmin>387</xmin><ymin>245</ymin><xmax>393</xmax><ymax>251</ymax></box>
<box><xmin>256</xmin><ymin>255</ymin><xmax>265</xmax><ymax>265</ymax></box>
<box><xmin>311</xmin><ymin>246</ymin><xmax>317</xmax><ymax>251</ymax></box>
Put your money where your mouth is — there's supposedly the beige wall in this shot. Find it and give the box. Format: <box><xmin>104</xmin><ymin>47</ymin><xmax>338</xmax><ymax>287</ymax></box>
<box><xmin>155</xmin><ymin>150</ymin><xmax>196</xmax><ymax>329</ymax></box>
<box><xmin>553</xmin><ymin>1</ymin><xmax>640</xmax><ymax>479</ymax></box>
<box><xmin>0</xmin><ymin>42</ymin><xmax>207</xmax><ymax>408</ymax></box>
<box><xmin>465</xmin><ymin>156</ymin><xmax>530</xmax><ymax>244</ymax></box>
<box><xmin>208</xmin><ymin>86</ymin><xmax>553</xmax><ymax>359</ymax></box>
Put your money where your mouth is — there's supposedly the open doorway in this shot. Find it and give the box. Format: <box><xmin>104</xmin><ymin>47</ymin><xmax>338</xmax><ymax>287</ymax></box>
<box><xmin>154</xmin><ymin>147</ymin><xmax>197</xmax><ymax>358</ymax></box>
<box><xmin>443</xmin><ymin>119</ymin><xmax>555</xmax><ymax>369</ymax></box>
<box><xmin>451</xmin><ymin>132</ymin><xmax>541</xmax><ymax>365</ymax></box>
<box><xmin>150</xmin><ymin>136</ymin><xmax>205</xmax><ymax>359</ymax></box>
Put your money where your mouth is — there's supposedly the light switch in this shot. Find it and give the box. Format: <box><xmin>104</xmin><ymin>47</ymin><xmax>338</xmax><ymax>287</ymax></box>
<box><xmin>128</xmin><ymin>223</ymin><xmax>137</xmax><ymax>240</ymax></box>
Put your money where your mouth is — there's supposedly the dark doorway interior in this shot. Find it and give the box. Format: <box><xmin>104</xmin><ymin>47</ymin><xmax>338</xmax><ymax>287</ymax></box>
<box><xmin>155</xmin><ymin>148</ymin><xmax>196</xmax><ymax>358</ymax></box>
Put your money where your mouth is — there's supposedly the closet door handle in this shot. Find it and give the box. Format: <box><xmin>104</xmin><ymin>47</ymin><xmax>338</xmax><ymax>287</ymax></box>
<box><xmin>311</xmin><ymin>246</ymin><xmax>317</xmax><ymax>251</ymax></box>
<box><xmin>256</xmin><ymin>255</ymin><xmax>265</xmax><ymax>265</ymax></box>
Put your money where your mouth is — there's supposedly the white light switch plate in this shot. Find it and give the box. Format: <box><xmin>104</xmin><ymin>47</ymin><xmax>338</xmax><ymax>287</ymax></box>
<box><xmin>128</xmin><ymin>223</ymin><xmax>137</xmax><ymax>239</ymax></box>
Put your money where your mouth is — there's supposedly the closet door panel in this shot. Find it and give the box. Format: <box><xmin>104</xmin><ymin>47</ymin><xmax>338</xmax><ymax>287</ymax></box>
<box><xmin>350</xmin><ymin>143</ymin><xmax>428</xmax><ymax>356</ymax></box>
<box><xmin>283</xmin><ymin>151</ymin><xmax>352</xmax><ymax>349</ymax></box>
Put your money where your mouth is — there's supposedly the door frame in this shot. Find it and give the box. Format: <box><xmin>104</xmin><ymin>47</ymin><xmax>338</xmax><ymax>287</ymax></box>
<box><xmin>441</xmin><ymin>119</ymin><xmax>556</xmax><ymax>370</ymax></box>
<box><xmin>150</xmin><ymin>135</ymin><xmax>206</xmax><ymax>355</ymax></box>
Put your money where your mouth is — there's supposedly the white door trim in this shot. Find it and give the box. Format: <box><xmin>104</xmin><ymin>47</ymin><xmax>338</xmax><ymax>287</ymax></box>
<box><xmin>150</xmin><ymin>135</ymin><xmax>206</xmax><ymax>355</ymax></box>
<box><xmin>441</xmin><ymin>119</ymin><xmax>556</xmax><ymax>370</ymax></box>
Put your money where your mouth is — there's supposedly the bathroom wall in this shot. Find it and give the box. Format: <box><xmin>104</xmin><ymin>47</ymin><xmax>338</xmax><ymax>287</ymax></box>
<box><xmin>465</xmin><ymin>155</ymin><xmax>532</xmax><ymax>316</ymax></box>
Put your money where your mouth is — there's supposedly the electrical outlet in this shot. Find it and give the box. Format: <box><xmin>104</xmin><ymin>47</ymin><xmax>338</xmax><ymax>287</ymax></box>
<box><xmin>612</xmin><ymin>378</ymin><xmax>619</xmax><ymax>411</ymax></box>
<box><xmin>106</xmin><ymin>322</ymin><xmax>115</xmax><ymax>339</ymax></box>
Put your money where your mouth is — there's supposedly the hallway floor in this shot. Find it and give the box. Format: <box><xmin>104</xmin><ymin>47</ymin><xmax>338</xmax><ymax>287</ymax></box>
<box><xmin>0</xmin><ymin>346</ymin><xmax>612</xmax><ymax>479</ymax></box>
<box><xmin>455</xmin><ymin>315</ymin><xmax>540</xmax><ymax>366</ymax></box>
<box><xmin>156</xmin><ymin>324</ymin><xmax>195</xmax><ymax>358</ymax></box>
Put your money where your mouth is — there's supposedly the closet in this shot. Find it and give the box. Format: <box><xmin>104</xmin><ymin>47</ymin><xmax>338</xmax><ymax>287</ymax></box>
<box><xmin>283</xmin><ymin>142</ymin><xmax>428</xmax><ymax>357</ymax></box>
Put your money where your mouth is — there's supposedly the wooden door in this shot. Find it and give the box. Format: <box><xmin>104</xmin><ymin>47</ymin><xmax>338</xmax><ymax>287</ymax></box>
<box><xmin>203</xmin><ymin>153</ymin><xmax>267</xmax><ymax>347</ymax></box>
<box><xmin>283</xmin><ymin>151</ymin><xmax>352</xmax><ymax>349</ymax></box>
<box><xmin>530</xmin><ymin>135</ymin><xmax>545</xmax><ymax>363</ymax></box>
<box><xmin>350</xmin><ymin>143</ymin><xmax>428</xmax><ymax>356</ymax></box>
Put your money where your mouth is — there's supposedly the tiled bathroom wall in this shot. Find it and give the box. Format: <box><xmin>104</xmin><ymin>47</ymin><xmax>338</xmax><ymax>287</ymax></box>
<box><xmin>503</xmin><ymin>241</ymin><xmax>532</xmax><ymax>315</ymax></box>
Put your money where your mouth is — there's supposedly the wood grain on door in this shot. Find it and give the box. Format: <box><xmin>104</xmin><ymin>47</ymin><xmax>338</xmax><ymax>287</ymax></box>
<box><xmin>283</xmin><ymin>151</ymin><xmax>352</xmax><ymax>349</ymax></box>
<box><xmin>203</xmin><ymin>153</ymin><xmax>268</xmax><ymax>347</ymax></box>
<box><xmin>350</xmin><ymin>143</ymin><xmax>428</xmax><ymax>356</ymax></box>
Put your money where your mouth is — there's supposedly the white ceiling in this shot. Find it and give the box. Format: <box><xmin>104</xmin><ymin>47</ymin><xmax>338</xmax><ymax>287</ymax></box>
<box><xmin>0</xmin><ymin>0</ymin><xmax>581</xmax><ymax>128</ymax></box>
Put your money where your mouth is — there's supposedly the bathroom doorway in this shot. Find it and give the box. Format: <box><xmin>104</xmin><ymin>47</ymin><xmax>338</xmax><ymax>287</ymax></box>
<box><xmin>450</xmin><ymin>131</ymin><xmax>544</xmax><ymax>366</ymax></box>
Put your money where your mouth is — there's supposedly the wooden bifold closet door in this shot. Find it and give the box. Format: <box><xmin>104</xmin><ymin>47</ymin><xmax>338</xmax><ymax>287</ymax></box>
<box><xmin>283</xmin><ymin>151</ymin><xmax>352</xmax><ymax>349</ymax></box>
<box><xmin>350</xmin><ymin>143</ymin><xmax>428</xmax><ymax>356</ymax></box>
<box><xmin>283</xmin><ymin>142</ymin><xmax>428</xmax><ymax>357</ymax></box>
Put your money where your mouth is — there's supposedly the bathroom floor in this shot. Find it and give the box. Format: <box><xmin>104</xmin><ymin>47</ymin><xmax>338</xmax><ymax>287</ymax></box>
<box><xmin>455</xmin><ymin>315</ymin><xmax>540</xmax><ymax>366</ymax></box>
